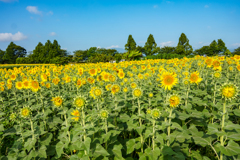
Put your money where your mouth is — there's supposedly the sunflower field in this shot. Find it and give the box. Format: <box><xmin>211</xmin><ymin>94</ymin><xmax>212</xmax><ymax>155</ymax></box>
<box><xmin>1</xmin><ymin>55</ymin><xmax>240</xmax><ymax>160</ymax></box>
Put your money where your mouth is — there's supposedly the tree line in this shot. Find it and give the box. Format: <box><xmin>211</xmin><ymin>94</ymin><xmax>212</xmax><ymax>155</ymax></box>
<box><xmin>1</xmin><ymin>33</ymin><xmax>240</xmax><ymax>64</ymax></box>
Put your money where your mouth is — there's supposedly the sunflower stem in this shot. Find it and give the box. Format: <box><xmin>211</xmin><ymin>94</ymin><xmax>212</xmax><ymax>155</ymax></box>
<box><xmin>152</xmin><ymin>120</ymin><xmax>155</xmax><ymax>150</ymax></box>
<box><xmin>167</xmin><ymin>108</ymin><xmax>173</xmax><ymax>146</ymax></box>
<box><xmin>82</xmin><ymin>108</ymin><xmax>87</xmax><ymax>155</ymax></box>
<box><xmin>105</xmin><ymin>119</ymin><xmax>108</xmax><ymax>150</ymax></box>
<box><xmin>137</xmin><ymin>98</ymin><xmax>143</xmax><ymax>152</ymax></box>
<box><xmin>220</xmin><ymin>98</ymin><xmax>226</xmax><ymax>160</ymax></box>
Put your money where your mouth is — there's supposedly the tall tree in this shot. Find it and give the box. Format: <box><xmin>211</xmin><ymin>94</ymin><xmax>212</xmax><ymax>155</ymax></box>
<box><xmin>175</xmin><ymin>33</ymin><xmax>193</xmax><ymax>56</ymax></box>
<box><xmin>125</xmin><ymin>35</ymin><xmax>136</xmax><ymax>53</ymax></box>
<box><xmin>208</xmin><ymin>40</ymin><xmax>218</xmax><ymax>56</ymax></box>
<box><xmin>194</xmin><ymin>46</ymin><xmax>210</xmax><ymax>56</ymax></box>
<box><xmin>217</xmin><ymin>39</ymin><xmax>227</xmax><ymax>54</ymax></box>
<box><xmin>3</xmin><ymin>42</ymin><xmax>26</xmax><ymax>64</ymax></box>
<box><xmin>0</xmin><ymin>49</ymin><xmax>5</xmax><ymax>64</ymax></box>
<box><xmin>159</xmin><ymin>46</ymin><xmax>176</xmax><ymax>54</ymax></box>
<box><xmin>233</xmin><ymin>47</ymin><xmax>240</xmax><ymax>55</ymax></box>
<box><xmin>31</xmin><ymin>42</ymin><xmax>44</xmax><ymax>63</ymax></box>
<box><xmin>144</xmin><ymin>34</ymin><xmax>157</xmax><ymax>56</ymax></box>
<box><xmin>224</xmin><ymin>49</ymin><xmax>232</xmax><ymax>57</ymax></box>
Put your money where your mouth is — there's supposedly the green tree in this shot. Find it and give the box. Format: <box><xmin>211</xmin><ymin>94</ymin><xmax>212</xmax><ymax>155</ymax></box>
<box><xmin>144</xmin><ymin>34</ymin><xmax>157</xmax><ymax>56</ymax></box>
<box><xmin>208</xmin><ymin>40</ymin><xmax>218</xmax><ymax>56</ymax></box>
<box><xmin>224</xmin><ymin>49</ymin><xmax>232</xmax><ymax>57</ymax></box>
<box><xmin>125</xmin><ymin>35</ymin><xmax>136</xmax><ymax>53</ymax></box>
<box><xmin>73</xmin><ymin>50</ymin><xmax>88</xmax><ymax>62</ymax></box>
<box><xmin>158</xmin><ymin>46</ymin><xmax>176</xmax><ymax>54</ymax></box>
<box><xmin>31</xmin><ymin>42</ymin><xmax>44</xmax><ymax>63</ymax></box>
<box><xmin>136</xmin><ymin>46</ymin><xmax>145</xmax><ymax>53</ymax></box>
<box><xmin>0</xmin><ymin>49</ymin><xmax>5</xmax><ymax>64</ymax></box>
<box><xmin>217</xmin><ymin>39</ymin><xmax>227</xmax><ymax>54</ymax></box>
<box><xmin>3</xmin><ymin>42</ymin><xmax>27</xmax><ymax>64</ymax></box>
<box><xmin>123</xmin><ymin>50</ymin><xmax>142</xmax><ymax>61</ymax></box>
<box><xmin>194</xmin><ymin>46</ymin><xmax>210</xmax><ymax>56</ymax></box>
<box><xmin>175</xmin><ymin>33</ymin><xmax>193</xmax><ymax>56</ymax></box>
<box><xmin>233</xmin><ymin>47</ymin><xmax>240</xmax><ymax>55</ymax></box>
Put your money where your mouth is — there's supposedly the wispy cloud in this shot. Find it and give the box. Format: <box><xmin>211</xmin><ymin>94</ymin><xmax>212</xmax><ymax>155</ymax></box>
<box><xmin>232</xmin><ymin>43</ymin><xmax>240</xmax><ymax>47</ymax></box>
<box><xmin>49</xmin><ymin>32</ymin><xmax>56</xmax><ymax>36</ymax></box>
<box><xmin>47</xmin><ymin>11</ymin><xmax>53</xmax><ymax>15</ymax></box>
<box><xmin>97</xmin><ymin>46</ymin><xmax>101</xmax><ymax>49</ymax></box>
<box><xmin>0</xmin><ymin>31</ymin><xmax>27</xmax><ymax>41</ymax></box>
<box><xmin>0</xmin><ymin>0</ymin><xmax>18</xmax><ymax>3</ymax></box>
<box><xmin>153</xmin><ymin>5</ymin><xmax>158</xmax><ymax>8</ymax></box>
<box><xmin>26</xmin><ymin>6</ymin><xmax>42</xmax><ymax>15</ymax></box>
<box><xmin>106</xmin><ymin>45</ymin><xmax>120</xmax><ymax>49</ymax></box>
<box><xmin>204</xmin><ymin>5</ymin><xmax>209</xmax><ymax>8</ymax></box>
<box><xmin>159</xmin><ymin>41</ymin><xmax>175</xmax><ymax>47</ymax></box>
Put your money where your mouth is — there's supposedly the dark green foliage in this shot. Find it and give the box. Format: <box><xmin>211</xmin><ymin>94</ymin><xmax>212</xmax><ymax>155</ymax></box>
<box><xmin>176</xmin><ymin>33</ymin><xmax>193</xmax><ymax>56</ymax></box>
<box><xmin>2</xmin><ymin>42</ymin><xmax>27</xmax><ymax>64</ymax></box>
<box><xmin>144</xmin><ymin>34</ymin><xmax>157</xmax><ymax>56</ymax></box>
<box><xmin>194</xmin><ymin>46</ymin><xmax>210</xmax><ymax>56</ymax></box>
<box><xmin>125</xmin><ymin>35</ymin><xmax>136</xmax><ymax>53</ymax></box>
<box><xmin>0</xmin><ymin>49</ymin><xmax>6</xmax><ymax>64</ymax></box>
<box><xmin>145</xmin><ymin>53</ymin><xmax>191</xmax><ymax>59</ymax></box>
<box><xmin>157</xmin><ymin>46</ymin><xmax>176</xmax><ymax>54</ymax></box>
<box><xmin>233</xmin><ymin>47</ymin><xmax>240</xmax><ymax>55</ymax></box>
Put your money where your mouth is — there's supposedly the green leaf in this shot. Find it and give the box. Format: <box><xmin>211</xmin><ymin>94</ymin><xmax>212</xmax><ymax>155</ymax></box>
<box><xmin>126</xmin><ymin>139</ymin><xmax>135</xmax><ymax>154</ymax></box>
<box><xmin>40</xmin><ymin>133</ymin><xmax>53</xmax><ymax>145</ymax></box>
<box><xmin>162</xmin><ymin>146</ymin><xmax>175</xmax><ymax>156</ymax></box>
<box><xmin>112</xmin><ymin>143</ymin><xmax>124</xmax><ymax>159</ymax></box>
<box><xmin>83</xmin><ymin>137</ymin><xmax>91</xmax><ymax>154</ymax></box>
<box><xmin>192</xmin><ymin>135</ymin><xmax>213</xmax><ymax>147</ymax></box>
<box><xmin>228</xmin><ymin>133</ymin><xmax>240</xmax><ymax>141</ymax></box>
<box><xmin>207</xmin><ymin>123</ymin><xmax>219</xmax><ymax>135</ymax></box>
<box><xmin>24</xmin><ymin>138</ymin><xmax>36</xmax><ymax>152</ymax></box>
<box><xmin>0</xmin><ymin>124</ymin><xmax>4</xmax><ymax>132</ymax></box>
<box><xmin>176</xmin><ymin>111</ymin><xmax>189</xmax><ymax>121</ymax></box>
<box><xmin>233</xmin><ymin>109</ymin><xmax>240</xmax><ymax>117</ymax></box>
<box><xmin>55</xmin><ymin>141</ymin><xmax>65</xmax><ymax>158</ymax></box>
<box><xmin>215</xmin><ymin>140</ymin><xmax>240</xmax><ymax>156</ymax></box>
<box><xmin>38</xmin><ymin>145</ymin><xmax>47</xmax><ymax>158</ymax></box>
<box><xmin>93</xmin><ymin>144</ymin><xmax>109</xmax><ymax>158</ymax></box>
<box><xmin>120</xmin><ymin>114</ymin><xmax>130</xmax><ymax>122</ymax></box>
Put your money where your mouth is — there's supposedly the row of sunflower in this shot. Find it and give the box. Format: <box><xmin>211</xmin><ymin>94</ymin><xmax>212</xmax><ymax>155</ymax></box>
<box><xmin>0</xmin><ymin>55</ymin><xmax>240</xmax><ymax>159</ymax></box>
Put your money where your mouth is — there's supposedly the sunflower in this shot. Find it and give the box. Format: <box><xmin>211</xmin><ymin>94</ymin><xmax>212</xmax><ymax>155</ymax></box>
<box><xmin>118</xmin><ymin>72</ymin><xmax>125</xmax><ymax>79</ymax></box>
<box><xmin>89</xmin><ymin>68</ymin><xmax>97</xmax><ymax>76</ymax></box>
<box><xmin>10</xmin><ymin>113</ymin><xmax>16</xmax><ymax>121</ymax></box>
<box><xmin>71</xmin><ymin>110</ymin><xmax>80</xmax><ymax>121</ymax></box>
<box><xmin>111</xmin><ymin>84</ymin><xmax>121</xmax><ymax>95</ymax></box>
<box><xmin>22</xmin><ymin>80</ymin><xmax>30</xmax><ymax>89</ymax></box>
<box><xmin>123</xmin><ymin>87</ymin><xmax>128</xmax><ymax>93</ymax></box>
<box><xmin>146</xmin><ymin>108</ymin><xmax>151</xmax><ymax>114</ymax></box>
<box><xmin>160</xmin><ymin>72</ymin><xmax>178</xmax><ymax>90</ymax></box>
<box><xmin>148</xmin><ymin>93</ymin><xmax>153</xmax><ymax>98</ymax></box>
<box><xmin>73</xmin><ymin>96</ymin><xmax>86</xmax><ymax>109</ymax></box>
<box><xmin>15</xmin><ymin>81</ymin><xmax>23</xmax><ymax>90</ymax></box>
<box><xmin>52</xmin><ymin>96</ymin><xmax>63</xmax><ymax>107</ymax></box>
<box><xmin>76</xmin><ymin>79</ymin><xmax>82</xmax><ymax>88</ymax></box>
<box><xmin>31</xmin><ymin>80</ymin><xmax>40</xmax><ymax>92</ymax></box>
<box><xmin>130</xmin><ymin>82</ymin><xmax>137</xmax><ymax>89</ymax></box>
<box><xmin>105</xmin><ymin>84</ymin><xmax>112</xmax><ymax>91</ymax></box>
<box><xmin>168</xmin><ymin>95</ymin><xmax>180</xmax><ymax>108</ymax></box>
<box><xmin>102</xmin><ymin>72</ymin><xmax>109</xmax><ymax>81</ymax></box>
<box><xmin>20</xmin><ymin>107</ymin><xmax>31</xmax><ymax>118</ymax></box>
<box><xmin>220</xmin><ymin>83</ymin><xmax>238</xmax><ymax>99</ymax></box>
<box><xmin>41</xmin><ymin>73</ymin><xmax>48</xmax><ymax>82</ymax></box>
<box><xmin>100</xmin><ymin>110</ymin><xmax>109</xmax><ymax>119</ymax></box>
<box><xmin>45</xmin><ymin>83</ymin><xmax>51</xmax><ymax>89</ymax></box>
<box><xmin>151</xmin><ymin>109</ymin><xmax>161</xmax><ymax>119</ymax></box>
<box><xmin>189</xmin><ymin>71</ymin><xmax>202</xmax><ymax>85</ymax></box>
<box><xmin>132</xmin><ymin>88</ymin><xmax>142</xmax><ymax>98</ymax></box>
<box><xmin>10</xmin><ymin>74</ymin><xmax>16</xmax><ymax>81</ymax></box>
<box><xmin>87</xmin><ymin>77</ymin><xmax>95</xmax><ymax>84</ymax></box>
<box><xmin>109</xmin><ymin>74</ymin><xmax>116</xmax><ymax>82</ymax></box>
<box><xmin>93</xmin><ymin>88</ymin><xmax>103</xmax><ymax>98</ymax></box>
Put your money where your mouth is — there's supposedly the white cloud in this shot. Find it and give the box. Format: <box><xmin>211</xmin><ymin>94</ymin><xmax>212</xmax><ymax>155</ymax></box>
<box><xmin>47</xmin><ymin>11</ymin><xmax>53</xmax><ymax>15</ymax></box>
<box><xmin>26</xmin><ymin>6</ymin><xmax>42</xmax><ymax>15</ymax></box>
<box><xmin>204</xmin><ymin>5</ymin><xmax>209</xmax><ymax>8</ymax></box>
<box><xmin>153</xmin><ymin>5</ymin><xmax>158</xmax><ymax>8</ymax></box>
<box><xmin>49</xmin><ymin>32</ymin><xmax>56</xmax><ymax>36</ymax></box>
<box><xmin>0</xmin><ymin>0</ymin><xmax>18</xmax><ymax>2</ymax></box>
<box><xmin>159</xmin><ymin>41</ymin><xmax>175</xmax><ymax>47</ymax></box>
<box><xmin>97</xmin><ymin>46</ymin><xmax>101</xmax><ymax>49</ymax></box>
<box><xmin>0</xmin><ymin>31</ymin><xmax>27</xmax><ymax>41</ymax></box>
<box><xmin>232</xmin><ymin>43</ymin><xmax>240</xmax><ymax>47</ymax></box>
<box><xmin>106</xmin><ymin>45</ymin><xmax>120</xmax><ymax>49</ymax></box>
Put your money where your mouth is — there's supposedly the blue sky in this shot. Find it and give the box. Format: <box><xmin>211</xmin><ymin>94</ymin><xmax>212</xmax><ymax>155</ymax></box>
<box><xmin>0</xmin><ymin>0</ymin><xmax>240</xmax><ymax>54</ymax></box>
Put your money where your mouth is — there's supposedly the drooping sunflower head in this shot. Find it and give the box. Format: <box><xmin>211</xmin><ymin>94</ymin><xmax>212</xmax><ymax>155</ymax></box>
<box><xmin>132</xmin><ymin>88</ymin><xmax>143</xmax><ymax>98</ymax></box>
<box><xmin>71</xmin><ymin>109</ymin><xmax>80</xmax><ymax>121</ymax></box>
<box><xmin>220</xmin><ymin>83</ymin><xmax>238</xmax><ymax>100</ymax></box>
<box><xmin>51</xmin><ymin>96</ymin><xmax>63</xmax><ymax>107</ymax></box>
<box><xmin>100</xmin><ymin>110</ymin><xmax>109</xmax><ymax>119</ymax></box>
<box><xmin>20</xmin><ymin>106</ymin><xmax>31</xmax><ymax>118</ymax></box>
<box><xmin>168</xmin><ymin>95</ymin><xmax>181</xmax><ymax>108</ymax></box>
<box><xmin>151</xmin><ymin>109</ymin><xmax>161</xmax><ymax>119</ymax></box>
<box><xmin>189</xmin><ymin>71</ymin><xmax>202</xmax><ymax>85</ymax></box>
<box><xmin>73</xmin><ymin>96</ymin><xmax>86</xmax><ymax>109</ymax></box>
<box><xmin>160</xmin><ymin>72</ymin><xmax>178</xmax><ymax>90</ymax></box>
<box><xmin>111</xmin><ymin>84</ymin><xmax>121</xmax><ymax>95</ymax></box>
